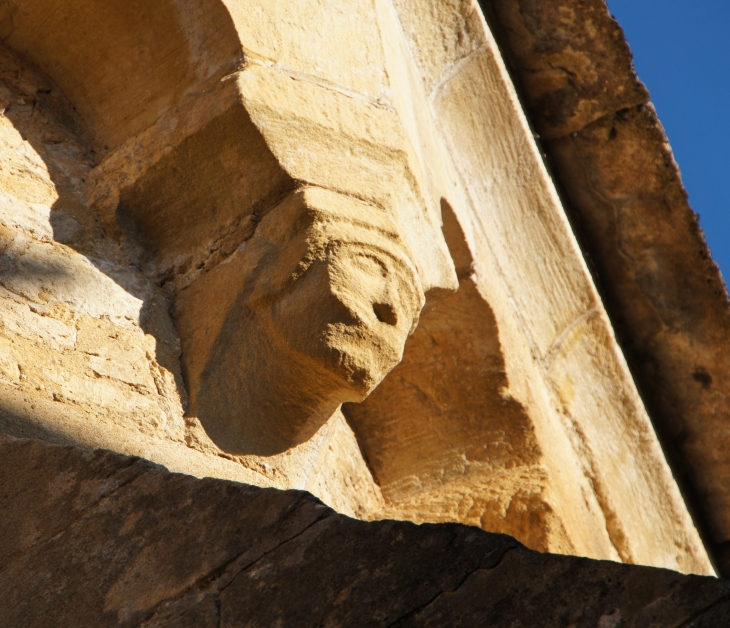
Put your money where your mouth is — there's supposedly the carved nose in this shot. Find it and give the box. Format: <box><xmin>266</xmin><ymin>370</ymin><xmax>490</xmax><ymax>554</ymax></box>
<box><xmin>325</xmin><ymin>288</ymin><xmax>364</xmax><ymax>327</ymax></box>
<box><xmin>372</xmin><ymin>302</ymin><xmax>398</xmax><ymax>326</ymax></box>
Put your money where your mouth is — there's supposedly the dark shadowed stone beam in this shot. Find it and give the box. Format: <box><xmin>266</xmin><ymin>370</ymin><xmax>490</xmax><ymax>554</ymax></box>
<box><xmin>0</xmin><ymin>434</ymin><xmax>728</xmax><ymax>627</ymax></box>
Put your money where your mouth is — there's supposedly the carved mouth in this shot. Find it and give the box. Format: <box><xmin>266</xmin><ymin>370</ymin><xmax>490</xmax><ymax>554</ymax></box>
<box><xmin>319</xmin><ymin>321</ymin><xmax>405</xmax><ymax>396</ymax></box>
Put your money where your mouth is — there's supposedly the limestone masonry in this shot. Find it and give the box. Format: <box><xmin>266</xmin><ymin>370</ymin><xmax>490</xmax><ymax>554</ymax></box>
<box><xmin>0</xmin><ymin>0</ymin><xmax>728</xmax><ymax>624</ymax></box>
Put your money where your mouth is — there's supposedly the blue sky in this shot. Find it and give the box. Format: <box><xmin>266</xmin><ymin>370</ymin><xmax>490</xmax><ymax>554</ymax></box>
<box><xmin>605</xmin><ymin>1</ymin><xmax>730</xmax><ymax>284</ymax></box>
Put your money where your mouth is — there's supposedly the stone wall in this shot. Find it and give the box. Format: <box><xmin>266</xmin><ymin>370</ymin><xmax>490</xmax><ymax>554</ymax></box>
<box><xmin>0</xmin><ymin>41</ymin><xmax>385</xmax><ymax>520</ymax></box>
<box><xmin>0</xmin><ymin>0</ymin><xmax>717</xmax><ymax>578</ymax></box>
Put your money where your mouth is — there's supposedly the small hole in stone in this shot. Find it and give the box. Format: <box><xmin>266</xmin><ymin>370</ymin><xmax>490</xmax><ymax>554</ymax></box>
<box><xmin>373</xmin><ymin>302</ymin><xmax>397</xmax><ymax>326</ymax></box>
<box><xmin>692</xmin><ymin>367</ymin><xmax>712</xmax><ymax>390</ymax></box>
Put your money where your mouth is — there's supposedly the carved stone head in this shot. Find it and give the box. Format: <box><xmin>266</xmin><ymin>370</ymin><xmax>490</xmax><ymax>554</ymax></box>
<box><xmin>176</xmin><ymin>187</ymin><xmax>425</xmax><ymax>455</ymax></box>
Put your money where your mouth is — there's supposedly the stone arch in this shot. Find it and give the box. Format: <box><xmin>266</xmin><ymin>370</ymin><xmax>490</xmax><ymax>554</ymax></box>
<box><xmin>0</xmin><ymin>0</ymin><xmax>243</xmax><ymax>152</ymax></box>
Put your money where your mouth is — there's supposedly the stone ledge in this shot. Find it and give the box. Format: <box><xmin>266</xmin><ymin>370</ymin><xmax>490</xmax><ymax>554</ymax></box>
<box><xmin>0</xmin><ymin>432</ymin><xmax>728</xmax><ymax>627</ymax></box>
<box><xmin>480</xmin><ymin>0</ymin><xmax>730</xmax><ymax>576</ymax></box>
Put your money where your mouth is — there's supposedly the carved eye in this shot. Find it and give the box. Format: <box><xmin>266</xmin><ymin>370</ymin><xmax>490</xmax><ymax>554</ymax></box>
<box><xmin>373</xmin><ymin>302</ymin><xmax>398</xmax><ymax>326</ymax></box>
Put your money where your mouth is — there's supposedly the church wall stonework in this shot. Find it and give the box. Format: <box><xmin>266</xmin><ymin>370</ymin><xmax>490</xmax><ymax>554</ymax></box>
<box><xmin>0</xmin><ymin>0</ymin><xmax>724</xmax><ymax>608</ymax></box>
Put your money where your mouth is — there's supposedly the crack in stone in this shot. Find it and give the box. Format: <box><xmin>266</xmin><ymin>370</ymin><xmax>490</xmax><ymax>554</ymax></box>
<box><xmin>245</xmin><ymin>56</ymin><xmax>397</xmax><ymax>113</ymax></box>
<box><xmin>429</xmin><ymin>46</ymin><xmax>486</xmax><ymax>106</ymax></box>
<box><xmin>671</xmin><ymin>592</ymin><xmax>730</xmax><ymax>628</ymax></box>
<box><xmin>542</xmin><ymin>307</ymin><xmax>600</xmax><ymax>369</ymax></box>
<box><xmin>214</xmin><ymin>593</ymin><xmax>222</xmax><ymax>628</ymax></box>
<box><xmin>218</xmin><ymin>509</ymin><xmax>333</xmax><ymax>594</ymax></box>
<box><xmin>385</xmin><ymin>544</ymin><xmax>519</xmax><ymax>626</ymax></box>
<box><xmin>158</xmin><ymin>179</ymin><xmax>296</xmax><ymax>291</ymax></box>
<box><xmin>134</xmin><ymin>501</ymin><xmax>333</xmax><ymax>627</ymax></box>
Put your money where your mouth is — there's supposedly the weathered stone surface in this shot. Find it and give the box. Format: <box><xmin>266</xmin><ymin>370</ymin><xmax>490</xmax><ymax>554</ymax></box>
<box><xmin>394</xmin><ymin>0</ymin><xmax>711</xmax><ymax>573</ymax></box>
<box><xmin>479</xmin><ymin>0</ymin><xmax>649</xmax><ymax>139</ymax></box>
<box><xmin>177</xmin><ymin>187</ymin><xmax>425</xmax><ymax>456</ymax></box>
<box><xmin>0</xmin><ymin>434</ymin><xmax>329</xmax><ymax>627</ymax></box>
<box><xmin>392</xmin><ymin>0</ymin><xmax>486</xmax><ymax>94</ymax></box>
<box><xmin>394</xmin><ymin>550</ymin><xmax>730</xmax><ymax>627</ymax></box>
<box><xmin>0</xmin><ymin>0</ymin><xmax>242</xmax><ymax>152</ymax></box>
<box><xmin>1</xmin><ymin>433</ymin><xmax>729</xmax><ymax>628</ymax></box>
<box><xmin>481</xmin><ymin>0</ymin><xmax>730</xmax><ymax>575</ymax></box>
<box><xmin>548</xmin><ymin>106</ymin><xmax>730</xmax><ymax>575</ymax></box>
<box><xmin>0</xmin><ymin>43</ymin><xmax>384</xmax><ymax>519</ymax></box>
<box><xmin>345</xmin><ymin>204</ymin><xmax>571</xmax><ymax>555</ymax></box>
<box><xmin>0</xmin><ymin>0</ymin><xmax>720</xmax><ymax>579</ymax></box>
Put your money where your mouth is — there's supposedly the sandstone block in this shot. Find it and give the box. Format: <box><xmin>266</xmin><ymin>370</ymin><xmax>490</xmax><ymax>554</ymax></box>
<box><xmin>225</xmin><ymin>0</ymin><xmax>388</xmax><ymax>98</ymax></box>
<box><xmin>548</xmin><ymin>106</ymin><xmax>730</xmax><ymax>554</ymax></box>
<box><xmin>433</xmin><ymin>47</ymin><xmax>595</xmax><ymax>357</ymax></box>
<box><xmin>0</xmin><ymin>0</ymin><xmax>242</xmax><ymax>151</ymax></box>
<box><xmin>0</xmin><ymin>0</ymin><xmax>719</xmax><ymax>578</ymax></box>
<box><xmin>392</xmin><ymin>0</ymin><xmax>486</xmax><ymax>94</ymax></box>
<box><xmin>481</xmin><ymin>0</ymin><xmax>730</xmax><ymax>574</ymax></box>
<box><xmin>176</xmin><ymin>187</ymin><xmax>424</xmax><ymax>456</ymax></box>
<box><xmin>237</xmin><ymin>63</ymin><xmax>457</xmax><ymax>293</ymax></box>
